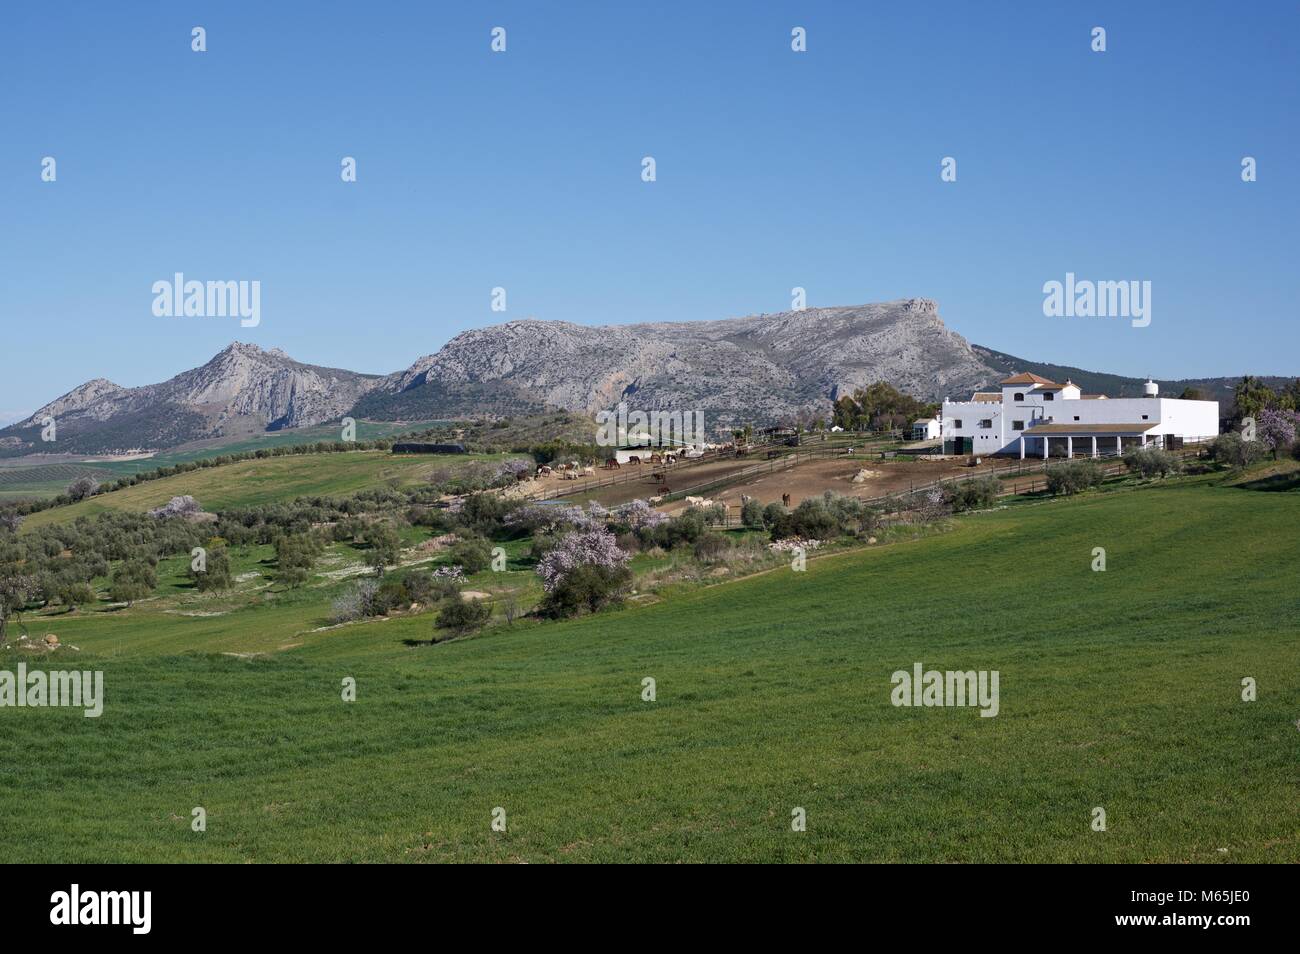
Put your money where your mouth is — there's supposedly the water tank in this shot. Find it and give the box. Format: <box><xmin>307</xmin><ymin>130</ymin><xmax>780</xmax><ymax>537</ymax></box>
<box><xmin>1143</xmin><ymin>379</ymin><xmax>1159</xmax><ymax>397</ymax></box>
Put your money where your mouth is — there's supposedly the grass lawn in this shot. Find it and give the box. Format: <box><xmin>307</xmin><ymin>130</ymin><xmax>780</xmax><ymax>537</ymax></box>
<box><xmin>1</xmin><ymin>475</ymin><xmax>1297</xmax><ymax>862</ymax></box>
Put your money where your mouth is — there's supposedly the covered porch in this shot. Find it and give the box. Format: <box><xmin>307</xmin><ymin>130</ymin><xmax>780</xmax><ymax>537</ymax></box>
<box><xmin>1011</xmin><ymin>423</ymin><xmax>1161</xmax><ymax>459</ymax></box>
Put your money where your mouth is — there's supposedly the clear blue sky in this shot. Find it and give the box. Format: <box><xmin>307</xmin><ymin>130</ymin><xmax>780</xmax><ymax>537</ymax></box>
<box><xmin>2</xmin><ymin>1</ymin><xmax>1297</xmax><ymax>424</ymax></box>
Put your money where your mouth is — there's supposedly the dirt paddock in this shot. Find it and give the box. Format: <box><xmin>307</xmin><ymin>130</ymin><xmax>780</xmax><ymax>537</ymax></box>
<box><xmin>661</xmin><ymin>457</ymin><xmax>1007</xmax><ymax>514</ymax></box>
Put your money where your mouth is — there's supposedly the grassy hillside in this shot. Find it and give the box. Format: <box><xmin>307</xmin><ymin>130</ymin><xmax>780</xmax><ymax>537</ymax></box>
<box><xmin>3</xmin><ymin>475</ymin><xmax>1296</xmax><ymax>862</ymax></box>
<box><xmin>19</xmin><ymin>451</ymin><xmax>502</xmax><ymax>531</ymax></box>
<box><xmin>0</xmin><ymin>420</ymin><xmax>449</xmax><ymax>501</ymax></box>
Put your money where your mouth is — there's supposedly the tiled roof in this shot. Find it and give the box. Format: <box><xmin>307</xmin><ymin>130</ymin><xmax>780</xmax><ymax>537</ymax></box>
<box><xmin>999</xmin><ymin>372</ymin><xmax>1058</xmax><ymax>386</ymax></box>
<box><xmin>972</xmin><ymin>392</ymin><xmax>1001</xmax><ymax>402</ymax></box>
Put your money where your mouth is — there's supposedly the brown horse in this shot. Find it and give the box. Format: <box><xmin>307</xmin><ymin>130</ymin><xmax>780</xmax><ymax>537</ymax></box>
<box><xmin>782</xmin><ymin>493</ymin><xmax>791</xmax><ymax>507</ymax></box>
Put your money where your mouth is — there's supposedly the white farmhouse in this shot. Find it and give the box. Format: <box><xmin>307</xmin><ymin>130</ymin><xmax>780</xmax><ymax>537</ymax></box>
<box><xmin>911</xmin><ymin>417</ymin><xmax>941</xmax><ymax>441</ymax></box>
<box><xmin>941</xmin><ymin>373</ymin><xmax>1219</xmax><ymax>458</ymax></box>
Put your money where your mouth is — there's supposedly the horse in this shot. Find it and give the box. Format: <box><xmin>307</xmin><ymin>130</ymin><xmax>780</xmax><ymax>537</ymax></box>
<box><xmin>782</xmin><ymin>493</ymin><xmax>792</xmax><ymax>507</ymax></box>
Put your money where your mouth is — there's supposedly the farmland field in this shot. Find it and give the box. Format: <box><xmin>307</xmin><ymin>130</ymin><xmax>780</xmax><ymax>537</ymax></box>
<box><xmin>2</xmin><ymin>474</ymin><xmax>1296</xmax><ymax>862</ymax></box>
<box><xmin>18</xmin><ymin>450</ymin><xmax>506</xmax><ymax>531</ymax></box>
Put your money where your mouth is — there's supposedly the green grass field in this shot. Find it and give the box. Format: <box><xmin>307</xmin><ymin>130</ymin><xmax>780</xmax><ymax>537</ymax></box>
<box><xmin>2</xmin><ymin>473</ymin><xmax>1296</xmax><ymax>862</ymax></box>
<box><xmin>0</xmin><ymin>420</ymin><xmax>448</xmax><ymax>500</ymax></box>
<box><xmin>18</xmin><ymin>450</ymin><xmax>504</xmax><ymax>531</ymax></box>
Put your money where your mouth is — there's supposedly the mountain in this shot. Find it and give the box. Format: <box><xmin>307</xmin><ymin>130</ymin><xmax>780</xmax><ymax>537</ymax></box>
<box><xmin>0</xmin><ymin>343</ymin><xmax>382</xmax><ymax>456</ymax></box>
<box><xmin>3</xmin><ymin>301</ymin><xmax>1279</xmax><ymax>458</ymax></box>
<box><xmin>372</xmin><ymin>299</ymin><xmax>996</xmax><ymax>428</ymax></box>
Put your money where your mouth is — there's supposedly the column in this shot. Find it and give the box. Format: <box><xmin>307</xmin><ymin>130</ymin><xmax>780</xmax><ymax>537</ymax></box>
<box><xmin>1019</xmin><ymin>436</ymin><xmax>1025</xmax><ymax>460</ymax></box>
<box><xmin>1091</xmin><ymin>436</ymin><xmax>1098</xmax><ymax>459</ymax></box>
<box><xmin>1116</xmin><ymin>436</ymin><xmax>1122</xmax><ymax>456</ymax></box>
<box><xmin>1042</xmin><ymin>436</ymin><xmax>1049</xmax><ymax>459</ymax></box>
<box><xmin>1067</xmin><ymin>436</ymin><xmax>1073</xmax><ymax>458</ymax></box>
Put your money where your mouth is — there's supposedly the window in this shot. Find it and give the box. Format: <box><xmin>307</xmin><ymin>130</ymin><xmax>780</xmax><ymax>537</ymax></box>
<box><xmin>1043</xmin><ymin>392</ymin><xmax>1054</xmax><ymax>401</ymax></box>
<box><xmin>1012</xmin><ymin>420</ymin><xmax>1025</xmax><ymax>431</ymax></box>
<box><xmin>979</xmin><ymin>419</ymin><xmax>992</xmax><ymax>428</ymax></box>
<box><xmin>1014</xmin><ymin>393</ymin><xmax>1024</xmax><ymax>401</ymax></box>
<box><xmin>1073</xmin><ymin>416</ymin><xmax>1080</xmax><ymax>421</ymax></box>
<box><xmin>1141</xmin><ymin>414</ymin><xmax>1149</xmax><ymax>420</ymax></box>
<box><xmin>952</xmin><ymin>419</ymin><xmax>963</xmax><ymax>429</ymax></box>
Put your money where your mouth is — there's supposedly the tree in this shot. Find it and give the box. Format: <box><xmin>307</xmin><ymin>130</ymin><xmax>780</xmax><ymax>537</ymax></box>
<box><xmin>67</xmin><ymin>475</ymin><xmax>100</xmax><ymax>501</ymax></box>
<box><xmin>0</xmin><ymin>572</ymin><xmax>39</xmax><ymax>644</ymax></box>
<box><xmin>1208</xmin><ymin>432</ymin><xmax>1265</xmax><ymax>469</ymax></box>
<box><xmin>363</xmin><ymin>523</ymin><xmax>401</xmax><ymax>576</ymax></box>
<box><xmin>275</xmin><ymin>533</ymin><xmax>318</xmax><ymax>588</ymax></box>
<box><xmin>741</xmin><ymin>497</ymin><xmax>765</xmax><ymax>529</ymax></box>
<box><xmin>0</xmin><ymin>511</ymin><xmax>22</xmax><ymax>535</ymax></box>
<box><xmin>1257</xmin><ymin>408</ymin><xmax>1298</xmax><ymax>460</ymax></box>
<box><xmin>1233</xmin><ymin>375</ymin><xmax>1276</xmax><ymax>423</ymax></box>
<box><xmin>189</xmin><ymin>546</ymin><xmax>232</xmax><ymax>592</ymax></box>
<box><xmin>1178</xmin><ymin>386</ymin><xmax>1204</xmax><ymax>401</ymax></box>
<box><xmin>58</xmin><ymin>581</ymin><xmax>98</xmax><ymax>611</ymax></box>
<box><xmin>110</xmin><ymin>561</ymin><xmax>156</xmax><ymax>606</ymax></box>
<box><xmin>536</xmin><ymin>529</ymin><xmax>632</xmax><ymax>617</ymax></box>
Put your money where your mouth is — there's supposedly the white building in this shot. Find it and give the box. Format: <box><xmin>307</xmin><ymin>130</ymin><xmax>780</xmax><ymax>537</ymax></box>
<box><xmin>911</xmin><ymin>417</ymin><xmax>942</xmax><ymax>441</ymax></box>
<box><xmin>941</xmin><ymin>373</ymin><xmax>1219</xmax><ymax>458</ymax></box>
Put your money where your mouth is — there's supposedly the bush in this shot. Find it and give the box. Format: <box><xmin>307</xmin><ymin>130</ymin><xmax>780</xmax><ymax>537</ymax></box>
<box><xmin>693</xmin><ymin>532</ymin><xmax>730</xmax><ymax>563</ymax></box>
<box><xmin>1044</xmin><ymin>460</ymin><xmax>1105</xmax><ymax>496</ymax></box>
<box><xmin>944</xmin><ymin>476</ymin><xmax>1002</xmax><ymax>511</ymax></box>
<box><xmin>434</xmin><ymin>594</ymin><xmax>492</xmax><ymax>638</ymax></box>
<box><xmin>740</xmin><ymin>498</ymin><xmax>764</xmax><ymax>529</ymax></box>
<box><xmin>1209</xmin><ymin>432</ymin><xmax>1265</xmax><ymax>469</ymax></box>
<box><xmin>1122</xmin><ymin>446</ymin><xmax>1179</xmax><ymax>479</ymax></box>
<box><xmin>539</xmin><ymin>562</ymin><xmax>632</xmax><ymax>618</ymax></box>
<box><xmin>761</xmin><ymin>502</ymin><xmax>786</xmax><ymax>530</ymax></box>
<box><xmin>448</xmin><ymin>536</ymin><xmax>492</xmax><ymax>575</ymax></box>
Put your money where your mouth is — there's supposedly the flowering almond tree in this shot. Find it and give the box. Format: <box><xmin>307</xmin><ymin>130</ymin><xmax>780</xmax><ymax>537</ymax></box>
<box><xmin>536</xmin><ymin>529</ymin><xmax>633</xmax><ymax>618</ymax></box>
<box><xmin>1258</xmin><ymin>408</ymin><xmax>1298</xmax><ymax>459</ymax></box>
<box><xmin>537</xmin><ymin>529</ymin><xmax>630</xmax><ymax>593</ymax></box>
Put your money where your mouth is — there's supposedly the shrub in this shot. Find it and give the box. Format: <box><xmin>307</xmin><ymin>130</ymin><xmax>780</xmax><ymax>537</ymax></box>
<box><xmin>740</xmin><ymin>497</ymin><xmax>764</xmax><ymax>529</ymax></box>
<box><xmin>1044</xmin><ymin>460</ymin><xmax>1105</xmax><ymax>496</ymax></box>
<box><xmin>539</xmin><ymin>562</ymin><xmax>632</xmax><ymax>619</ymax></box>
<box><xmin>434</xmin><ymin>594</ymin><xmax>492</xmax><ymax>638</ymax></box>
<box><xmin>1122</xmin><ymin>446</ymin><xmax>1179</xmax><ymax>479</ymax></box>
<box><xmin>693</xmin><ymin>532</ymin><xmax>730</xmax><ymax>563</ymax></box>
<box><xmin>944</xmin><ymin>475</ymin><xmax>1002</xmax><ymax>511</ymax></box>
<box><xmin>1208</xmin><ymin>432</ymin><xmax>1265</xmax><ymax>469</ymax></box>
<box><xmin>761</xmin><ymin>502</ymin><xmax>786</xmax><ymax>530</ymax></box>
<box><xmin>448</xmin><ymin>536</ymin><xmax>492</xmax><ymax>575</ymax></box>
<box><xmin>331</xmin><ymin>579</ymin><xmax>380</xmax><ymax>623</ymax></box>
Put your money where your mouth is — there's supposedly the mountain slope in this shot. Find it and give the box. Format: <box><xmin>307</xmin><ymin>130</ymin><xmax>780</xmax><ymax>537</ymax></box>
<box><xmin>1</xmin><ymin>343</ymin><xmax>382</xmax><ymax>456</ymax></box>
<box><xmin>372</xmin><ymin>299</ymin><xmax>999</xmax><ymax>427</ymax></box>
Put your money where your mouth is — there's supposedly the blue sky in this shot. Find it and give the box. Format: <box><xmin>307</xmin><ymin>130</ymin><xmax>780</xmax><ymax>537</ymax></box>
<box><xmin>2</xmin><ymin>1</ymin><xmax>1297</xmax><ymax>423</ymax></box>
